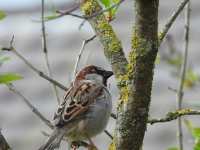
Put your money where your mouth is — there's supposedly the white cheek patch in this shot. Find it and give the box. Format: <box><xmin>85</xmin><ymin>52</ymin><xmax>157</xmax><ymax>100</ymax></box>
<box><xmin>85</xmin><ymin>73</ymin><xmax>104</xmax><ymax>83</ymax></box>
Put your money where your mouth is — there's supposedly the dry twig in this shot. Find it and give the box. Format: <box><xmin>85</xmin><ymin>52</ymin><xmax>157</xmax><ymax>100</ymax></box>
<box><xmin>73</xmin><ymin>35</ymin><xmax>96</xmax><ymax>79</ymax></box>
<box><xmin>7</xmin><ymin>84</ymin><xmax>54</xmax><ymax>129</ymax></box>
<box><xmin>159</xmin><ymin>0</ymin><xmax>190</xmax><ymax>45</ymax></box>
<box><xmin>176</xmin><ymin>2</ymin><xmax>191</xmax><ymax>150</ymax></box>
<box><xmin>2</xmin><ymin>41</ymin><xmax>67</xmax><ymax>91</ymax></box>
<box><xmin>149</xmin><ymin>109</ymin><xmax>198</xmax><ymax>125</ymax></box>
<box><xmin>41</xmin><ymin>0</ymin><xmax>61</xmax><ymax>104</ymax></box>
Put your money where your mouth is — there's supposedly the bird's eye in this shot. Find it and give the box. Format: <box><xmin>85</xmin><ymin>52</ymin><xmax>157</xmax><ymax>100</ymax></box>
<box><xmin>91</xmin><ymin>69</ymin><xmax>96</xmax><ymax>72</ymax></box>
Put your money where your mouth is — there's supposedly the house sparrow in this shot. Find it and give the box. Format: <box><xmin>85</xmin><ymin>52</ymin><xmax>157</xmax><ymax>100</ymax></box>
<box><xmin>39</xmin><ymin>65</ymin><xmax>113</xmax><ymax>150</ymax></box>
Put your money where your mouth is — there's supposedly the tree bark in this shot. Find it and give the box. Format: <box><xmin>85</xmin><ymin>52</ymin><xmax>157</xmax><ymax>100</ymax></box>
<box><xmin>115</xmin><ymin>0</ymin><xmax>159</xmax><ymax>150</ymax></box>
<box><xmin>80</xmin><ymin>0</ymin><xmax>128</xmax><ymax>79</ymax></box>
<box><xmin>80</xmin><ymin>0</ymin><xmax>159</xmax><ymax>149</ymax></box>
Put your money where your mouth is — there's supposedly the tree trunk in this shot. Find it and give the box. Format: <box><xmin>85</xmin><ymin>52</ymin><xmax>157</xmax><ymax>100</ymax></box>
<box><xmin>80</xmin><ymin>0</ymin><xmax>159</xmax><ymax>149</ymax></box>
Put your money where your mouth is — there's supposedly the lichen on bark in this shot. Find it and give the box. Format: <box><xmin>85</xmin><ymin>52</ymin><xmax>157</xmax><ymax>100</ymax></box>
<box><xmin>80</xmin><ymin>0</ymin><xmax>128</xmax><ymax>82</ymax></box>
<box><xmin>80</xmin><ymin>0</ymin><xmax>159</xmax><ymax>150</ymax></box>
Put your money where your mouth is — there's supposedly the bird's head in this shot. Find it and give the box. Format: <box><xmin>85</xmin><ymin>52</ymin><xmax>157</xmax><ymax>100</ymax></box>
<box><xmin>75</xmin><ymin>65</ymin><xmax>113</xmax><ymax>86</ymax></box>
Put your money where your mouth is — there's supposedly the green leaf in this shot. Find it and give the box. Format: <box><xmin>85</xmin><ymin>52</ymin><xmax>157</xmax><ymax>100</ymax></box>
<box><xmin>193</xmin><ymin>128</ymin><xmax>200</xmax><ymax>139</ymax></box>
<box><xmin>185</xmin><ymin>120</ymin><xmax>200</xmax><ymax>139</ymax></box>
<box><xmin>168</xmin><ymin>147</ymin><xmax>179</xmax><ymax>150</ymax></box>
<box><xmin>0</xmin><ymin>10</ymin><xmax>6</xmax><ymax>20</ymax></box>
<box><xmin>184</xmin><ymin>69</ymin><xmax>200</xmax><ymax>88</ymax></box>
<box><xmin>100</xmin><ymin>0</ymin><xmax>111</xmax><ymax>7</ymax></box>
<box><xmin>184</xmin><ymin>119</ymin><xmax>194</xmax><ymax>134</ymax></box>
<box><xmin>0</xmin><ymin>73</ymin><xmax>23</xmax><ymax>84</ymax></box>
<box><xmin>167</xmin><ymin>55</ymin><xmax>182</xmax><ymax>67</ymax></box>
<box><xmin>111</xmin><ymin>0</ymin><xmax>120</xmax><ymax>16</ymax></box>
<box><xmin>112</xmin><ymin>0</ymin><xmax>120</xmax><ymax>3</ymax></box>
<box><xmin>98</xmin><ymin>0</ymin><xmax>120</xmax><ymax>20</ymax></box>
<box><xmin>194</xmin><ymin>140</ymin><xmax>200</xmax><ymax>150</ymax></box>
<box><xmin>44</xmin><ymin>14</ymin><xmax>59</xmax><ymax>21</ymax></box>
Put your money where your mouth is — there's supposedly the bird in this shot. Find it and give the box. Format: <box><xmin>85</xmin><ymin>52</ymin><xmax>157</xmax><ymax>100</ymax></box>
<box><xmin>38</xmin><ymin>65</ymin><xmax>113</xmax><ymax>150</ymax></box>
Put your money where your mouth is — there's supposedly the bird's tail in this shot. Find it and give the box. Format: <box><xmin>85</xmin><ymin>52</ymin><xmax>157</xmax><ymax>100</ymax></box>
<box><xmin>38</xmin><ymin>128</ymin><xmax>65</xmax><ymax>150</ymax></box>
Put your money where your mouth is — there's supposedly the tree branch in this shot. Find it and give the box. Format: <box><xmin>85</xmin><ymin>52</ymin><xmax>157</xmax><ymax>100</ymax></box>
<box><xmin>113</xmin><ymin>0</ymin><xmax>158</xmax><ymax>149</ymax></box>
<box><xmin>56</xmin><ymin>0</ymin><xmax>125</xmax><ymax>21</ymax></box>
<box><xmin>85</xmin><ymin>0</ymin><xmax>125</xmax><ymax>20</ymax></box>
<box><xmin>7</xmin><ymin>84</ymin><xmax>54</xmax><ymax>129</ymax></box>
<box><xmin>176</xmin><ymin>2</ymin><xmax>191</xmax><ymax>150</ymax></box>
<box><xmin>149</xmin><ymin>109</ymin><xmax>199</xmax><ymax>124</ymax></box>
<box><xmin>159</xmin><ymin>0</ymin><xmax>190</xmax><ymax>45</ymax></box>
<box><xmin>111</xmin><ymin>109</ymin><xmax>200</xmax><ymax>125</ymax></box>
<box><xmin>73</xmin><ymin>35</ymin><xmax>96</xmax><ymax>79</ymax></box>
<box><xmin>80</xmin><ymin>0</ymin><xmax>128</xmax><ymax>82</ymax></box>
<box><xmin>104</xmin><ymin>130</ymin><xmax>113</xmax><ymax>140</ymax></box>
<box><xmin>41</xmin><ymin>0</ymin><xmax>61</xmax><ymax>104</ymax></box>
<box><xmin>2</xmin><ymin>45</ymin><xmax>67</xmax><ymax>91</ymax></box>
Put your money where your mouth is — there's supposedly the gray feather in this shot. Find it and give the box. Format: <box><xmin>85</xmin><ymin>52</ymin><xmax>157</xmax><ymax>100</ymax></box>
<box><xmin>38</xmin><ymin>129</ymin><xmax>63</xmax><ymax>150</ymax></box>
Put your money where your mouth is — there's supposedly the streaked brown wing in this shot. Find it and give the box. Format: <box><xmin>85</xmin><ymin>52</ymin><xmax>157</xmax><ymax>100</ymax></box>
<box><xmin>54</xmin><ymin>81</ymin><xmax>103</xmax><ymax>127</ymax></box>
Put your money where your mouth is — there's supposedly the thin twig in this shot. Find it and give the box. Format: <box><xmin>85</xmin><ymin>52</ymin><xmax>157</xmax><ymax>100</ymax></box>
<box><xmin>78</xmin><ymin>20</ymin><xmax>87</xmax><ymax>30</ymax></box>
<box><xmin>111</xmin><ymin>109</ymin><xmax>200</xmax><ymax>124</ymax></box>
<box><xmin>0</xmin><ymin>129</ymin><xmax>11</xmax><ymax>150</ymax></box>
<box><xmin>148</xmin><ymin>109</ymin><xmax>199</xmax><ymax>125</ymax></box>
<box><xmin>2</xmin><ymin>43</ymin><xmax>67</xmax><ymax>91</ymax></box>
<box><xmin>45</xmin><ymin>2</ymin><xmax>86</xmax><ymax>21</ymax></box>
<box><xmin>168</xmin><ymin>86</ymin><xmax>178</xmax><ymax>93</ymax></box>
<box><xmin>7</xmin><ymin>84</ymin><xmax>54</xmax><ymax>129</ymax></box>
<box><xmin>13</xmin><ymin>49</ymin><xmax>67</xmax><ymax>90</ymax></box>
<box><xmin>104</xmin><ymin>130</ymin><xmax>113</xmax><ymax>139</ymax></box>
<box><xmin>86</xmin><ymin>0</ymin><xmax>125</xmax><ymax>20</ymax></box>
<box><xmin>41</xmin><ymin>131</ymin><xmax>68</xmax><ymax>141</ymax></box>
<box><xmin>52</xmin><ymin>2</ymin><xmax>84</xmax><ymax>20</ymax></box>
<box><xmin>72</xmin><ymin>35</ymin><xmax>96</xmax><ymax>79</ymax></box>
<box><xmin>56</xmin><ymin>0</ymin><xmax>125</xmax><ymax>21</ymax></box>
<box><xmin>55</xmin><ymin>2</ymin><xmax>81</xmax><ymax>17</ymax></box>
<box><xmin>159</xmin><ymin>0</ymin><xmax>190</xmax><ymax>45</ymax></box>
<box><xmin>41</xmin><ymin>0</ymin><xmax>61</xmax><ymax>104</ymax></box>
<box><xmin>112</xmin><ymin>108</ymin><xmax>200</xmax><ymax>125</ymax></box>
<box><xmin>176</xmin><ymin>2</ymin><xmax>190</xmax><ymax>150</ymax></box>
<box><xmin>73</xmin><ymin>41</ymin><xmax>87</xmax><ymax>79</ymax></box>
<box><xmin>55</xmin><ymin>10</ymin><xmax>86</xmax><ymax>20</ymax></box>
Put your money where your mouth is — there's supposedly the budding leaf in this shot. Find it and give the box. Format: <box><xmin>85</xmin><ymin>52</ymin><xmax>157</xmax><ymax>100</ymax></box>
<box><xmin>0</xmin><ymin>73</ymin><xmax>23</xmax><ymax>84</ymax></box>
<box><xmin>0</xmin><ymin>10</ymin><xmax>6</xmax><ymax>20</ymax></box>
<box><xmin>167</xmin><ymin>147</ymin><xmax>179</xmax><ymax>150</ymax></box>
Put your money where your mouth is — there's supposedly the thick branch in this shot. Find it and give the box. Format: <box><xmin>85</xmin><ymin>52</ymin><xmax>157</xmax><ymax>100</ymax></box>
<box><xmin>115</xmin><ymin>0</ymin><xmax>159</xmax><ymax>149</ymax></box>
<box><xmin>80</xmin><ymin>0</ymin><xmax>128</xmax><ymax>82</ymax></box>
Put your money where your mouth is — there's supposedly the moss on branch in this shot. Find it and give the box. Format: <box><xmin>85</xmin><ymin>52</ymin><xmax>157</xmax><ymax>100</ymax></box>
<box><xmin>149</xmin><ymin>109</ymin><xmax>200</xmax><ymax>124</ymax></box>
<box><xmin>81</xmin><ymin>0</ymin><xmax>159</xmax><ymax>150</ymax></box>
<box><xmin>115</xmin><ymin>0</ymin><xmax>159</xmax><ymax>150</ymax></box>
<box><xmin>80</xmin><ymin>0</ymin><xmax>128</xmax><ymax>82</ymax></box>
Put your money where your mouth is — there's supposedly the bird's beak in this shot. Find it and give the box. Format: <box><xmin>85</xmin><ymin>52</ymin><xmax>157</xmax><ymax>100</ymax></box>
<box><xmin>104</xmin><ymin>70</ymin><xmax>113</xmax><ymax>79</ymax></box>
